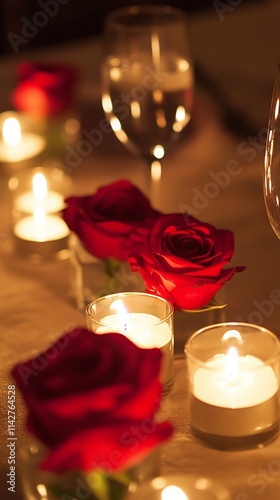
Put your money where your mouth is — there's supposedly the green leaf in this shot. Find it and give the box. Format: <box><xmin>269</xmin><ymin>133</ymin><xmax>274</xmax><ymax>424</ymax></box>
<box><xmin>104</xmin><ymin>258</ymin><xmax>122</xmax><ymax>276</ymax></box>
<box><xmin>84</xmin><ymin>470</ymin><xmax>111</xmax><ymax>500</ymax></box>
<box><xmin>181</xmin><ymin>303</ymin><xmax>227</xmax><ymax>313</ymax></box>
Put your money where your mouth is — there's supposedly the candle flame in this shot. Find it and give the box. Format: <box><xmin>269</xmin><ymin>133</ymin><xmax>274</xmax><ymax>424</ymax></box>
<box><xmin>110</xmin><ymin>299</ymin><xmax>130</xmax><ymax>332</ymax></box>
<box><xmin>161</xmin><ymin>485</ymin><xmax>188</xmax><ymax>500</ymax></box>
<box><xmin>32</xmin><ymin>173</ymin><xmax>48</xmax><ymax>202</ymax></box>
<box><xmin>225</xmin><ymin>346</ymin><xmax>238</xmax><ymax>381</ymax></box>
<box><xmin>2</xmin><ymin>117</ymin><xmax>21</xmax><ymax>146</ymax></box>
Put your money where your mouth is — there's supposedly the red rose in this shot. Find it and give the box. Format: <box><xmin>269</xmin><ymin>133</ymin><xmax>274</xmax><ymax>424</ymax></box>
<box><xmin>11</xmin><ymin>61</ymin><xmax>77</xmax><ymax>117</ymax></box>
<box><xmin>128</xmin><ymin>213</ymin><xmax>244</xmax><ymax>310</ymax></box>
<box><xmin>12</xmin><ymin>328</ymin><xmax>172</xmax><ymax>473</ymax></box>
<box><xmin>63</xmin><ymin>180</ymin><xmax>160</xmax><ymax>261</ymax></box>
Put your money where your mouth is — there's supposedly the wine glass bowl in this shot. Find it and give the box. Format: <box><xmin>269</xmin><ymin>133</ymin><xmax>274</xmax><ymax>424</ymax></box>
<box><xmin>264</xmin><ymin>64</ymin><xmax>280</xmax><ymax>238</ymax></box>
<box><xmin>101</xmin><ymin>5</ymin><xmax>194</xmax><ymax>205</ymax></box>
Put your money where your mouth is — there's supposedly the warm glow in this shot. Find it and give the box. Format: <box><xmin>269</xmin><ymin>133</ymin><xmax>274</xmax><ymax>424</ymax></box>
<box><xmin>177</xmin><ymin>58</ymin><xmax>190</xmax><ymax>72</ymax></box>
<box><xmin>32</xmin><ymin>173</ymin><xmax>48</xmax><ymax>202</ymax></box>
<box><xmin>110</xmin><ymin>117</ymin><xmax>122</xmax><ymax>133</ymax></box>
<box><xmin>275</xmin><ymin>98</ymin><xmax>280</xmax><ymax>121</ymax></box>
<box><xmin>109</xmin><ymin>118</ymin><xmax>128</xmax><ymax>144</ymax></box>
<box><xmin>175</xmin><ymin>106</ymin><xmax>186</xmax><ymax>123</ymax></box>
<box><xmin>64</xmin><ymin>118</ymin><xmax>80</xmax><ymax>135</ymax></box>
<box><xmin>173</xmin><ymin>106</ymin><xmax>187</xmax><ymax>132</ymax></box>
<box><xmin>110</xmin><ymin>67</ymin><xmax>122</xmax><ymax>81</ymax></box>
<box><xmin>153</xmin><ymin>144</ymin><xmax>165</xmax><ymax>159</ymax></box>
<box><xmin>37</xmin><ymin>483</ymin><xmax>48</xmax><ymax>498</ymax></box>
<box><xmin>151</xmin><ymin>32</ymin><xmax>160</xmax><ymax>69</ymax></box>
<box><xmin>153</xmin><ymin>89</ymin><xmax>163</xmax><ymax>103</ymax></box>
<box><xmin>222</xmin><ymin>329</ymin><xmax>243</xmax><ymax>344</ymax></box>
<box><xmin>151</xmin><ymin>161</ymin><xmax>162</xmax><ymax>182</ymax></box>
<box><xmin>131</xmin><ymin>100</ymin><xmax>141</xmax><ymax>119</ymax></box>
<box><xmin>108</xmin><ymin>57</ymin><xmax>122</xmax><ymax>81</ymax></box>
<box><xmin>156</xmin><ymin>109</ymin><xmax>167</xmax><ymax>128</ymax></box>
<box><xmin>2</xmin><ymin>117</ymin><xmax>21</xmax><ymax>146</ymax></box>
<box><xmin>110</xmin><ymin>300</ymin><xmax>130</xmax><ymax>331</ymax></box>
<box><xmin>225</xmin><ymin>346</ymin><xmax>238</xmax><ymax>381</ymax></box>
<box><xmin>161</xmin><ymin>485</ymin><xmax>188</xmax><ymax>500</ymax></box>
<box><xmin>102</xmin><ymin>94</ymin><xmax>113</xmax><ymax>113</ymax></box>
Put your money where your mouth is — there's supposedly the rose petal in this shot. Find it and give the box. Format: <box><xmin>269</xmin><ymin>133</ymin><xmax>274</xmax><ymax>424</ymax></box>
<box><xmin>41</xmin><ymin>421</ymin><xmax>173</xmax><ymax>472</ymax></box>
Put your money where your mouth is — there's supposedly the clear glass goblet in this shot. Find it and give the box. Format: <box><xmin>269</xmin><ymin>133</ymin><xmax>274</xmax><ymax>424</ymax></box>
<box><xmin>101</xmin><ymin>5</ymin><xmax>194</xmax><ymax>209</ymax></box>
<box><xmin>264</xmin><ymin>64</ymin><xmax>280</xmax><ymax>237</ymax></box>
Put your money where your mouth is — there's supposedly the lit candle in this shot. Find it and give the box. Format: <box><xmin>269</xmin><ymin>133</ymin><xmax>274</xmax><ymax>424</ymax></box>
<box><xmin>0</xmin><ymin>114</ymin><xmax>46</xmax><ymax>162</ymax></box>
<box><xmin>15</xmin><ymin>172</ymin><xmax>64</xmax><ymax>214</ymax></box>
<box><xmin>194</xmin><ymin>347</ymin><xmax>278</xmax><ymax>409</ymax></box>
<box><xmin>14</xmin><ymin>206</ymin><xmax>70</xmax><ymax>258</ymax></box>
<box><xmin>185</xmin><ymin>324</ymin><xmax>280</xmax><ymax>447</ymax></box>
<box><xmin>161</xmin><ymin>485</ymin><xmax>188</xmax><ymax>500</ymax></box>
<box><xmin>125</xmin><ymin>474</ymin><xmax>231</xmax><ymax>500</ymax></box>
<box><xmin>86</xmin><ymin>293</ymin><xmax>174</xmax><ymax>394</ymax></box>
<box><xmin>96</xmin><ymin>299</ymin><xmax>171</xmax><ymax>348</ymax></box>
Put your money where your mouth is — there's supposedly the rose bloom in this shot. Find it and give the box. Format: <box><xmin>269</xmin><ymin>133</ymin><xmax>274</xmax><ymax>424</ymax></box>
<box><xmin>12</xmin><ymin>328</ymin><xmax>172</xmax><ymax>473</ymax></box>
<box><xmin>12</xmin><ymin>61</ymin><xmax>77</xmax><ymax>117</ymax></box>
<box><xmin>63</xmin><ymin>180</ymin><xmax>160</xmax><ymax>261</ymax></box>
<box><xmin>128</xmin><ymin>213</ymin><xmax>244</xmax><ymax>310</ymax></box>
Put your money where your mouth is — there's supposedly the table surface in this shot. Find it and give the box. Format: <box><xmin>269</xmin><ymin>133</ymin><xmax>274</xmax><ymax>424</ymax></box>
<box><xmin>1</xmin><ymin>1</ymin><xmax>280</xmax><ymax>499</ymax></box>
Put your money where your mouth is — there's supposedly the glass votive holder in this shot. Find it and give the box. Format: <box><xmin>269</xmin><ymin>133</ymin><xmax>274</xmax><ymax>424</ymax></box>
<box><xmin>86</xmin><ymin>292</ymin><xmax>174</xmax><ymax>394</ymax></box>
<box><xmin>185</xmin><ymin>322</ymin><xmax>280</xmax><ymax>449</ymax></box>
<box><xmin>126</xmin><ymin>474</ymin><xmax>232</xmax><ymax>499</ymax></box>
<box><xmin>8</xmin><ymin>166</ymin><xmax>72</xmax><ymax>261</ymax></box>
<box><xmin>68</xmin><ymin>233</ymin><xmax>145</xmax><ymax>312</ymax></box>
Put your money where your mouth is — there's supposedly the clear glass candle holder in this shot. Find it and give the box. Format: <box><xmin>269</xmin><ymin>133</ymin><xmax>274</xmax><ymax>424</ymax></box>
<box><xmin>68</xmin><ymin>233</ymin><xmax>145</xmax><ymax>312</ymax></box>
<box><xmin>8</xmin><ymin>166</ymin><xmax>72</xmax><ymax>261</ymax></box>
<box><xmin>86</xmin><ymin>292</ymin><xmax>174</xmax><ymax>394</ymax></box>
<box><xmin>126</xmin><ymin>474</ymin><xmax>232</xmax><ymax>499</ymax></box>
<box><xmin>185</xmin><ymin>322</ymin><xmax>280</xmax><ymax>449</ymax></box>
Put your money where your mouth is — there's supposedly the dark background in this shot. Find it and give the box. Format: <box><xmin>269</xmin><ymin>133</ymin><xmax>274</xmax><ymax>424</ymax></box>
<box><xmin>0</xmin><ymin>0</ymin><xmax>261</xmax><ymax>55</ymax></box>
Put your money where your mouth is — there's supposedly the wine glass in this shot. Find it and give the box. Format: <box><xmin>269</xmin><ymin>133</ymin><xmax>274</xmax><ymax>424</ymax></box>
<box><xmin>101</xmin><ymin>5</ymin><xmax>194</xmax><ymax>208</ymax></box>
<box><xmin>263</xmin><ymin>64</ymin><xmax>280</xmax><ymax>237</ymax></box>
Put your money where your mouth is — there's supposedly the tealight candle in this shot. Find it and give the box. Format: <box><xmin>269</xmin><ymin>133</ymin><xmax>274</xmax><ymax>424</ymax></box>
<box><xmin>14</xmin><ymin>172</ymin><xmax>64</xmax><ymax>214</ymax></box>
<box><xmin>14</xmin><ymin>206</ymin><xmax>70</xmax><ymax>259</ymax></box>
<box><xmin>126</xmin><ymin>474</ymin><xmax>231</xmax><ymax>500</ymax></box>
<box><xmin>0</xmin><ymin>112</ymin><xmax>46</xmax><ymax>162</ymax></box>
<box><xmin>86</xmin><ymin>292</ymin><xmax>174</xmax><ymax>394</ymax></box>
<box><xmin>9</xmin><ymin>166</ymin><xmax>71</xmax><ymax>216</ymax></box>
<box><xmin>185</xmin><ymin>322</ymin><xmax>280</xmax><ymax>449</ymax></box>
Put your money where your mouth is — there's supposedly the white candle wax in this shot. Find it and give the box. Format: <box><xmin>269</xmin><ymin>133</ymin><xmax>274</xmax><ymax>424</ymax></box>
<box><xmin>96</xmin><ymin>312</ymin><xmax>171</xmax><ymax>349</ymax></box>
<box><xmin>190</xmin><ymin>351</ymin><xmax>279</xmax><ymax>439</ymax></box>
<box><xmin>0</xmin><ymin>132</ymin><xmax>46</xmax><ymax>162</ymax></box>
<box><xmin>14</xmin><ymin>214</ymin><xmax>69</xmax><ymax>242</ymax></box>
<box><xmin>15</xmin><ymin>190</ymin><xmax>64</xmax><ymax>214</ymax></box>
<box><xmin>194</xmin><ymin>353</ymin><xmax>278</xmax><ymax>408</ymax></box>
